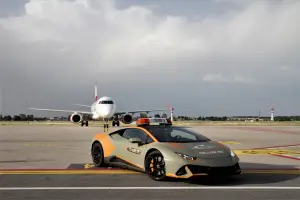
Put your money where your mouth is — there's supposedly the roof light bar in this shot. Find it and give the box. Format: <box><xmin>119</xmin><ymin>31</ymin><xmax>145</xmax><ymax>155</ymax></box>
<box><xmin>136</xmin><ymin>118</ymin><xmax>172</xmax><ymax>126</ymax></box>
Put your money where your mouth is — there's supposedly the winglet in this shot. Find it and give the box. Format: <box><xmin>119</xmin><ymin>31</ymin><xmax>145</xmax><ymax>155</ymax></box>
<box><xmin>25</xmin><ymin>99</ymin><xmax>34</xmax><ymax>110</ymax></box>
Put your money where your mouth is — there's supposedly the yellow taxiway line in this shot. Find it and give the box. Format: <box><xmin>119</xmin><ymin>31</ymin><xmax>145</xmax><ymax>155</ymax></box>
<box><xmin>242</xmin><ymin>170</ymin><xmax>300</xmax><ymax>174</ymax></box>
<box><xmin>0</xmin><ymin>170</ymin><xmax>140</xmax><ymax>175</ymax></box>
<box><xmin>0</xmin><ymin>169</ymin><xmax>299</xmax><ymax>175</ymax></box>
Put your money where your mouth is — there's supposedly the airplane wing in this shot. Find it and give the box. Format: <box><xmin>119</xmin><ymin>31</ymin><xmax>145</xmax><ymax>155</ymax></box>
<box><xmin>27</xmin><ymin>107</ymin><xmax>92</xmax><ymax>115</ymax></box>
<box><xmin>72</xmin><ymin>103</ymin><xmax>92</xmax><ymax>108</ymax></box>
<box><xmin>115</xmin><ymin>109</ymin><xmax>169</xmax><ymax>116</ymax></box>
<box><xmin>26</xmin><ymin>100</ymin><xmax>92</xmax><ymax>115</ymax></box>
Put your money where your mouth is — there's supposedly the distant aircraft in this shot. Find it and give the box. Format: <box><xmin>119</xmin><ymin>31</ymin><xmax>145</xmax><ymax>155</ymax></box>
<box><xmin>27</xmin><ymin>84</ymin><xmax>168</xmax><ymax>131</ymax></box>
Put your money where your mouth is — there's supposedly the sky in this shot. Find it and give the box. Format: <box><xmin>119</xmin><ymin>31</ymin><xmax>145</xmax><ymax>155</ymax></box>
<box><xmin>0</xmin><ymin>0</ymin><xmax>299</xmax><ymax>117</ymax></box>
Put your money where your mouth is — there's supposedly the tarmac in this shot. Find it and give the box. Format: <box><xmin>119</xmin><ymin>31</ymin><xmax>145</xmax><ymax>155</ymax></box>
<box><xmin>0</xmin><ymin>124</ymin><xmax>300</xmax><ymax>199</ymax></box>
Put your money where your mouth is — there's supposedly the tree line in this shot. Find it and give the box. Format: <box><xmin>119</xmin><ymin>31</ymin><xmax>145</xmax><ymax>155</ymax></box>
<box><xmin>1</xmin><ymin>114</ymin><xmax>300</xmax><ymax>122</ymax></box>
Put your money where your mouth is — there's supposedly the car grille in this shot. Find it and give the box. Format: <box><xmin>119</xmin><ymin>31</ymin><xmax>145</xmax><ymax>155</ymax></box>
<box><xmin>176</xmin><ymin>163</ymin><xmax>241</xmax><ymax>176</ymax></box>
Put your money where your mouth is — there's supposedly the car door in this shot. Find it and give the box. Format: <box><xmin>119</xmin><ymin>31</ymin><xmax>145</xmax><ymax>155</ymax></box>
<box><xmin>121</xmin><ymin>128</ymin><xmax>154</xmax><ymax>170</ymax></box>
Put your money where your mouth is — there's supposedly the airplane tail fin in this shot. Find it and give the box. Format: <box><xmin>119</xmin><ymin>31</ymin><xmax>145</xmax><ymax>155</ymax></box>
<box><xmin>167</xmin><ymin>102</ymin><xmax>171</xmax><ymax>111</ymax></box>
<box><xmin>167</xmin><ymin>102</ymin><xmax>174</xmax><ymax>111</ymax></box>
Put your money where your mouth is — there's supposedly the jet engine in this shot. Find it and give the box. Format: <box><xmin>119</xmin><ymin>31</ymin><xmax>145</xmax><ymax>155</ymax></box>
<box><xmin>70</xmin><ymin>112</ymin><xmax>83</xmax><ymax>123</ymax></box>
<box><xmin>121</xmin><ymin>113</ymin><xmax>133</xmax><ymax>124</ymax></box>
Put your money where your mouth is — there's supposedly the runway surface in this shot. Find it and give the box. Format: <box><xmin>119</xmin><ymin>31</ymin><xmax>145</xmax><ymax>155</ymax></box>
<box><xmin>1</xmin><ymin>124</ymin><xmax>300</xmax><ymax>199</ymax></box>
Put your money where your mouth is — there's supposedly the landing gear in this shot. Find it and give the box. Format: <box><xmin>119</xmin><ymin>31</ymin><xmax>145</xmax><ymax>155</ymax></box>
<box><xmin>112</xmin><ymin>116</ymin><xmax>120</xmax><ymax>127</ymax></box>
<box><xmin>112</xmin><ymin>120</ymin><xmax>120</xmax><ymax>127</ymax></box>
<box><xmin>104</xmin><ymin>118</ymin><xmax>109</xmax><ymax>132</ymax></box>
<box><xmin>81</xmin><ymin>121</ymin><xmax>89</xmax><ymax>126</ymax></box>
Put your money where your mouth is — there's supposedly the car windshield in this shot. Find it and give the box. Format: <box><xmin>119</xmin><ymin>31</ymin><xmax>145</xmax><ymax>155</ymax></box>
<box><xmin>145</xmin><ymin>126</ymin><xmax>210</xmax><ymax>143</ymax></box>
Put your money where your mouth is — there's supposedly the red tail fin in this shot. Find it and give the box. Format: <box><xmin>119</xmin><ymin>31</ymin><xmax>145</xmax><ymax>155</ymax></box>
<box><xmin>167</xmin><ymin>102</ymin><xmax>174</xmax><ymax>111</ymax></box>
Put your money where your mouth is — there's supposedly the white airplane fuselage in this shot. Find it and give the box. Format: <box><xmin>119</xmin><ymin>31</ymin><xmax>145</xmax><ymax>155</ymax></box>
<box><xmin>91</xmin><ymin>96</ymin><xmax>116</xmax><ymax>119</ymax></box>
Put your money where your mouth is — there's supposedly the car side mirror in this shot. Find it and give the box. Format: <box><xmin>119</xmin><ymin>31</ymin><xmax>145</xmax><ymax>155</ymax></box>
<box><xmin>129</xmin><ymin>138</ymin><xmax>143</xmax><ymax>145</ymax></box>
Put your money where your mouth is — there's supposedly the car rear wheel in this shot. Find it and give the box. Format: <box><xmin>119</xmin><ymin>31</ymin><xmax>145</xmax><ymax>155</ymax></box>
<box><xmin>91</xmin><ymin>142</ymin><xmax>104</xmax><ymax>167</ymax></box>
<box><xmin>145</xmin><ymin>150</ymin><xmax>166</xmax><ymax>181</ymax></box>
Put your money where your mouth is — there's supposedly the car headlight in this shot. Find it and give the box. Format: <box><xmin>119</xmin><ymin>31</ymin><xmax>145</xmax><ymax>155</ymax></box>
<box><xmin>230</xmin><ymin>150</ymin><xmax>235</xmax><ymax>157</ymax></box>
<box><xmin>175</xmin><ymin>152</ymin><xmax>197</xmax><ymax>160</ymax></box>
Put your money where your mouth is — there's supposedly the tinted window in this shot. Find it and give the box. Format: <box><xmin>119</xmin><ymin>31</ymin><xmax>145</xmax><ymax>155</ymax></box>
<box><xmin>99</xmin><ymin>100</ymin><xmax>114</xmax><ymax>104</ymax></box>
<box><xmin>145</xmin><ymin>126</ymin><xmax>210</xmax><ymax>143</ymax></box>
<box><xmin>111</xmin><ymin>128</ymin><xmax>127</xmax><ymax>136</ymax></box>
<box><xmin>145</xmin><ymin>135</ymin><xmax>154</xmax><ymax>144</ymax></box>
<box><xmin>123</xmin><ymin>129</ymin><xmax>154</xmax><ymax>144</ymax></box>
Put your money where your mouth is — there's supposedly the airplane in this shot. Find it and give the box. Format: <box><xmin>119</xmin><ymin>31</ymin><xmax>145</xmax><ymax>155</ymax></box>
<box><xmin>27</xmin><ymin>84</ymin><xmax>169</xmax><ymax>131</ymax></box>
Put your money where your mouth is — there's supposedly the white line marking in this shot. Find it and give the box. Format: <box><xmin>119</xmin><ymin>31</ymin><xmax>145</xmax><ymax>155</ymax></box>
<box><xmin>0</xmin><ymin>187</ymin><xmax>300</xmax><ymax>190</ymax></box>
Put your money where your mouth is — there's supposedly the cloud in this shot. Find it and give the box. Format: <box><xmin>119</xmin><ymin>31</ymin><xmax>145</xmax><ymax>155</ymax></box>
<box><xmin>0</xmin><ymin>0</ymin><xmax>300</xmax><ymax>116</ymax></box>
<box><xmin>203</xmin><ymin>73</ymin><xmax>228</xmax><ymax>83</ymax></box>
<box><xmin>203</xmin><ymin>73</ymin><xmax>256</xmax><ymax>84</ymax></box>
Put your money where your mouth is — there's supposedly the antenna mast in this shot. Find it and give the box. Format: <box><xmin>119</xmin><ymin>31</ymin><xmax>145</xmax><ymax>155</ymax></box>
<box><xmin>270</xmin><ymin>106</ymin><xmax>275</xmax><ymax>121</ymax></box>
<box><xmin>0</xmin><ymin>87</ymin><xmax>3</xmax><ymax>116</ymax></box>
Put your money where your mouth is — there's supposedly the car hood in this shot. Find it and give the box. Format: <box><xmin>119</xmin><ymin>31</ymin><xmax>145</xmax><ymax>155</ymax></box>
<box><xmin>164</xmin><ymin>141</ymin><xmax>231</xmax><ymax>159</ymax></box>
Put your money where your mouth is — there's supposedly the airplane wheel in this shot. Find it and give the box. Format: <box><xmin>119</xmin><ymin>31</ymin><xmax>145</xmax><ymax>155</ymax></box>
<box><xmin>86</xmin><ymin>121</ymin><xmax>89</xmax><ymax>126</ymax></box>
<box><xmin>112</xmin><ymin>121</ymin><xmax>115</xmax><ymax>126</ymax></box>
<box><xmin>117</xmin><ymin>121</ymin><xmax>120</xmax><ymax>126</ymax></box>
<box><xmin>145</xmin><ymin>150</ymin><xmax>166</xmax><ymax>181</ymax></box>
<box><xmin>104</xmin><ymin>124</ymin><xmax>109</xmax><ymax>130</ymax></box>
<box><xmin>91</xmin><ymin>142</ymin><xmax>104</xmax><ymax>167</ymax></box>
<box><xmin>81</xmin><ymin>121</ymin><xmax>84</xmax><ymax>126</ymax></box>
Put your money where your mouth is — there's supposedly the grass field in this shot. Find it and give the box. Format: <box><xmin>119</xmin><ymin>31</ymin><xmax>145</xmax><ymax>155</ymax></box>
<box><xmin>1</xmin><ymin>120</ymin><xmax>300</xmax><ymax>126</ymax></box>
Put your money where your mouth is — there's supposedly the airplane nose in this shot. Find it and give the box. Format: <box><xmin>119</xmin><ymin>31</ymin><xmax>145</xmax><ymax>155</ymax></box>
<box><xmin>103</xmin><ymin>108</ymin><xmax>112</xmax><ymax>115</ymax></box>
<box><xmin>100</xmin><ymin>105</ymin><xmax>113</xmax><ymax>117</ymax></box>
<box><xmin>103</xmin><ymin>110</ymin><xmax>110</xmax><ymax>115</ymax></box>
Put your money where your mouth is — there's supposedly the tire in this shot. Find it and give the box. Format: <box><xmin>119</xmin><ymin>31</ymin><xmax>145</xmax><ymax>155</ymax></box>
<box><xmin>145</xmin><ymin>150</ymin><xmax>166</xmax><ymax>181</ymax></box>
<box><xmin>117</xmin><ymin>121</ymin><xmax>120</xmax><ymax>126</ymax></box>
<box><xmin>86</xmin><ymin>121</ymin><xmax>89</xmax><ymax>126</ymax></box>
<box><xmin>112</xmin><ymin>121</ymin><xmax>115</xmax><ymax>126</ymax></box>
<box><xmin>91</xmin><ymin>142</ymin><xmax>104</xmax><ymax>167</ymax></box>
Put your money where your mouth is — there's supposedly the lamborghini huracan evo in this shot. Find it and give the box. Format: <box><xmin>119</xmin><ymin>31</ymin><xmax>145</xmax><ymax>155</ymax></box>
<box><xmin>91</xmin><ymin>118</ymin><xmax>242</xmax><ymax>181</ymax></box>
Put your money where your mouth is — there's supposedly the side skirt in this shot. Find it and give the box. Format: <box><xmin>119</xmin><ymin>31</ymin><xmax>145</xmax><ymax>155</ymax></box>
<box><xmin>104</xmin><ymin>156</ymin><xmax>145</xmax><ymax>173</ymax></box>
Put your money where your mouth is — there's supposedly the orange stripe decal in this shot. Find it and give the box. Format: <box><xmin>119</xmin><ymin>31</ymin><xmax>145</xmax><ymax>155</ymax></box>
<box><xmin>94</xmin><ymin>134</ymin><xmax>115</xmax><ymax>157</ymax></box>
<box><xmin>168</xmin><ymin>143</ymin><xmax>184</xmax><ymax>149</ymax></box>
<box><xmin>116</xmin><ymin>156</ymin><xmax>145</xmax><ymax>170</ymax></box>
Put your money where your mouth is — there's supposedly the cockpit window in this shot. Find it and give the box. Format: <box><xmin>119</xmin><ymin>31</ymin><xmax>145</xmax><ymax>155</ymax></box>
<box><xmin>99</xmin><ymin>100</ymin><xmax>114</xmax><ymax>104</ymax></box>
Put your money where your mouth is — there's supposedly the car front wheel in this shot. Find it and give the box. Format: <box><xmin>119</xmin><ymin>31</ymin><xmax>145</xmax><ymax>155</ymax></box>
<box><xmin>91</xmin><ymin>142</ymin><xmax>104</xmax><ymax>167</ymax></box>
<box><xmin>145</xmin><ymin>150</ymin><xmax>166</xmax><ymax>181</ymax></box>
